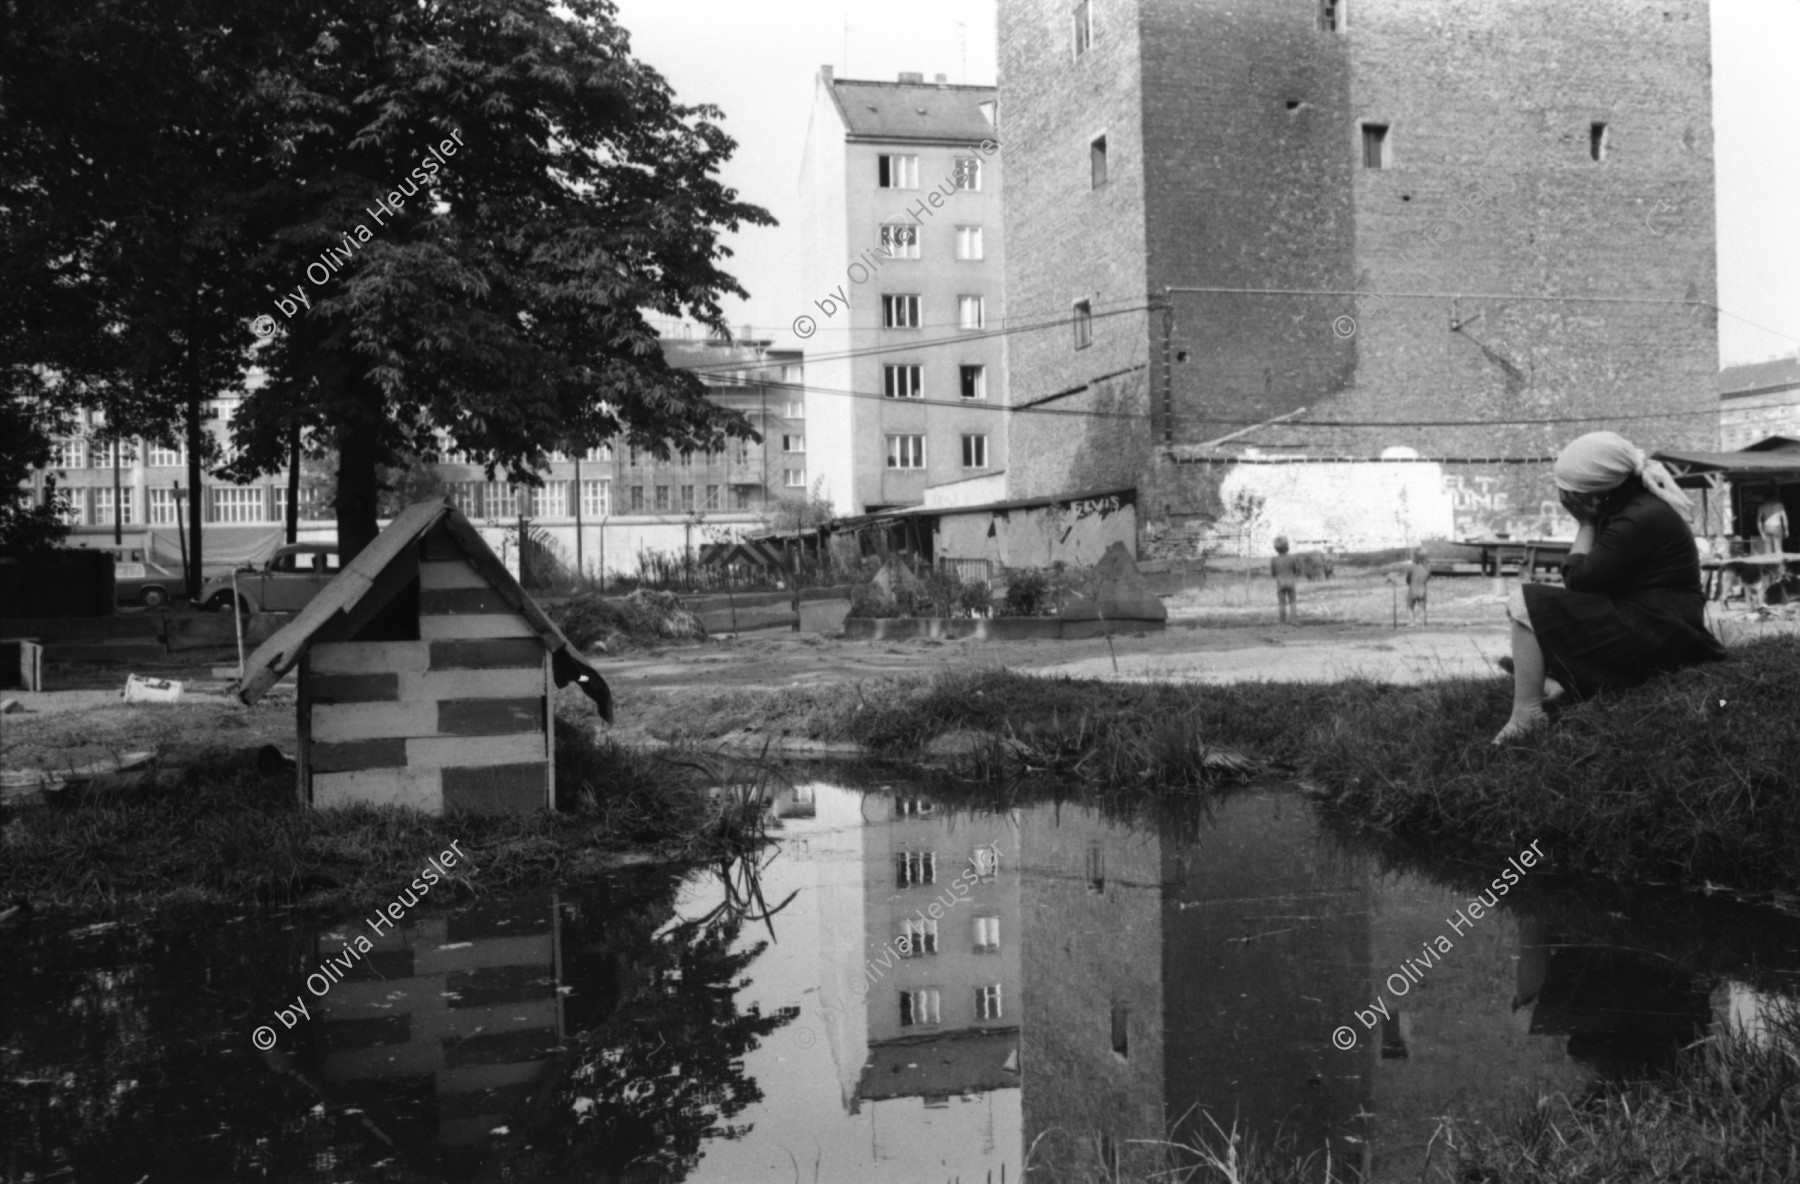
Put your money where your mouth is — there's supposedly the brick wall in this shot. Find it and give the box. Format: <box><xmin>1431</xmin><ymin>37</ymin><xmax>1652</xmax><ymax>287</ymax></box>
<box><xmin>1001</xmin><ymin>0</ymin><xmax>1718</xmax><ymax>547</ymax></box>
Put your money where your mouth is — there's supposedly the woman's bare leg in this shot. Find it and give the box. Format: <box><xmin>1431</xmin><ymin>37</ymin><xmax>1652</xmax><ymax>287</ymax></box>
<box><xmin>1494</xmin><ymin>620</ymin><xmax>1551</xmax><ymax>743</ymax></box>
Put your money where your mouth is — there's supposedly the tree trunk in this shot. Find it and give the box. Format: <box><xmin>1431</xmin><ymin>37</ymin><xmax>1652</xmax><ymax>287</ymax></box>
<box><xmin>334</xmin><ymin>414</ymin><xmax>382</xmax><ymax>562</ymax></box>
<box><xmin>183</xmin><ymin>380</ymin><xmax>206</xmax><ymax>602</ymax></box>
<box><xmin>285</xmin><ymin>421</ymin><xmax>301</xmax><ymax>544</ymax></box>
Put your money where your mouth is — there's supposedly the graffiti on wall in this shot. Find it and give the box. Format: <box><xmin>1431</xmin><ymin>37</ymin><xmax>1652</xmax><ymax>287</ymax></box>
<box><xmin>1442</xmin><ymin>471</ymin><xmax>1575</xmax><ymax>540</ymax></box>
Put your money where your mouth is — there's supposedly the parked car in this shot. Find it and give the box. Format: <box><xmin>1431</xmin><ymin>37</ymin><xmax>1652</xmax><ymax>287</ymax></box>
<box><xmin>201</xmin><ymin>543</ymin><xmax>341</xmax><ymax>613</ymax></box>
<box><xmin>96</xmin><ymin>546</ymin><xmax>185</xmax><ymax>608</ymax></box>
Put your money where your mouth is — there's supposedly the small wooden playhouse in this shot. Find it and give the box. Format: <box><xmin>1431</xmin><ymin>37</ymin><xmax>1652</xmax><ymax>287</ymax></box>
<box><xmin>236</xmin><ymin>498</ymin><xmax>610</xmax><ymax>814</ymax></box>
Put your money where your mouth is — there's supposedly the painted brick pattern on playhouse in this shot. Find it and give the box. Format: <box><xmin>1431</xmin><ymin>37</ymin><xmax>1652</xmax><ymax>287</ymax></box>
<box><xmin>238</xmin><ymin>499</ymin><xmax>611</xmax><ymax>815</ymax></box>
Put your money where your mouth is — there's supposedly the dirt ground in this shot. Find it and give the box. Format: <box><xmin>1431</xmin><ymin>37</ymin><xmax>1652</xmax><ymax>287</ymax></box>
<box><xmin>7</xmin><ymin>569</ymin><xmax>1795</xmax><ymax>760</ymax></box>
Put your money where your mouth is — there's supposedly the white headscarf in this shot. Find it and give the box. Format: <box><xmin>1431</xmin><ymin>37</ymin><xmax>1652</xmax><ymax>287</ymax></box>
<box><xmin>1553</xmin><ymin>431</ymin><xmax>1692</xmax><ymax>514</ymax></box>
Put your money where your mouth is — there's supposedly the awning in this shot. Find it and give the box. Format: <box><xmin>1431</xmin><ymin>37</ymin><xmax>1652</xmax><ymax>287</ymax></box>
<box><xmin>1652</xmin><ymin>443</ymin><xmax>1800</xmax><ymax>487</ymax></box>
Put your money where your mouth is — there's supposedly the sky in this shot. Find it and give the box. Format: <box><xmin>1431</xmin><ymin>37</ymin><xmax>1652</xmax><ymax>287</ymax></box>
<box><xmin>612</xmin><ymin>0</ymin><xmax>1800</xmax><ymax>369</ymax></box>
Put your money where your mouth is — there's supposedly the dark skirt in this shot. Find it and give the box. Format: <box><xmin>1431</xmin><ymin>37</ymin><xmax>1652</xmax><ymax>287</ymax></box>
<box><xmin>1522</xmin><ymin>584</ymin><xmax>1727</xmax><ymax>695</ymax></box>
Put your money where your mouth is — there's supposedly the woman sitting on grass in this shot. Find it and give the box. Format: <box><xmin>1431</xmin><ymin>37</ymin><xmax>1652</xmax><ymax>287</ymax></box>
<box><xmin>1494</xmin><ymin>431</ymin><xmax>1728</xmax><ymax>744</ymax></box>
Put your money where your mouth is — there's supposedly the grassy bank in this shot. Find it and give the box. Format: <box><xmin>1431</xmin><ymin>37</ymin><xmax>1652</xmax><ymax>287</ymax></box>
<box><xmin>684</xmin><ymin>635</ymin><xmax>1800</xmax><ymax>895</ymax></box>
<box><xmin>0</xmin><ymin>706</ymin><xmax>768</xmax><ymax>912</ymax></box>
<box><xmin>1067</xmin><ymin>1006</ymin><xmax>1800</xmax><ymax>1182</ymax></box>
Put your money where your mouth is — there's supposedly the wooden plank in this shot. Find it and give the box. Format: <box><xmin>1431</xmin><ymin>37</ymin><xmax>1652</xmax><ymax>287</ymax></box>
<box><xmin>443</xmin><ymin>1026</ymin><xmax>562</xmax><ymax>1068</ymax></box>
<box><xmin>442</xmin><ymin>762</ymin><xmax>549</xmax><ymax>813</ymax></box>
<box><xmin>406</xmin><ymin>734</ymin><xmax>544</xmax><ymax>770</ymax></box>
<box><xmin>310</xmin><ymin>738</ymin><xmax>412</xmax><ymax>775</ymax></box>
<box><xmin>542</xmin><ymin>655</ymin><xmax>555</xmax><ymax>810</ymax></box>
<box><xmin>297</xmin><ymin>658</ymin><xmax>313</xmax><ymax>807</ymax></box>
<box><xmin>309</xmin><ymin>672</ymin><xmax>401</xmax><ymax>704</ymax></box>
<box><xmin>420</xmin><ymin>587</ymin><xmax>512</xmax><ymax>614</ymax></box>
<box><xmin>313</xmin><ymin>701</ymin><xmax>438</xmax><ymax>743</ymax></box>
<box><xmin>429</xmin><ymin>638</ymin><xmax>543</xmax><ymax>670</ymax></box>
<box><xmin>312</xmin><ymin>767</ymin><xmax>442</xmax><ymax>811</ymax></box>
<box><xmin>419</xmin><ymin>559</ymin><xmax>488</xmax><ymax>589</ymax></box>
<box><xmin>437</xmin><ymin>696</ymin><xmax>542</xmax><ymax>737</ymax></box>
<box><xmin>398</xmin><ymin>668</ymin><xmax>544</xmax><ymax>701</ymax></box>
<box><xmin>420</xmin><ymin>613</ymin><xmax>538</xmax><ymax>641</ymax></box>
<box><xmin>420</xmin><ymin>524</ymin><xmax>463</xmax><ymax>561</ymax></box>
<box><xmin>320</xmin><ymin>1014</ymin><xmax>411</xmax><ymax>1053</ymax></box>
<box><xmin>311</xmin><ymin>640</ymin><xmax>431</xmax><ymax>674</ymax></box>
<box><xmin>444</xmin><ymin>963</ymin><xmax>557</xmax><ymax>1009</ymax></box>
<box><xmin>414</xmin><ymin>933</ymin><xmax>553</xmax><ymax>976</ymax></box>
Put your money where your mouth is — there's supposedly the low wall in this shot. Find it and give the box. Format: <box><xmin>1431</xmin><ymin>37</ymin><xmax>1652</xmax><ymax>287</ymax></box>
<box><xmin>841</xmin><ymin>616</ymin><xmax>1166</xmax><ymax>642</ymax></box>
<box><xmin>1</xmin><ymin>612</ymin><xmax>287</xmax><ymax>654</ymax></box>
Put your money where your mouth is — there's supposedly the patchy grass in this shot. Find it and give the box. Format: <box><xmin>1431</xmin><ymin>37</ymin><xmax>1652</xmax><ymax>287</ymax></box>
<box><xmin>548</xmin><ymin>588</ymin><xmax>707</xmax><ymax>651</ymax></box>
<box><xmin>679</xmin><ymin>636</ymin><xmax>1800</xmax><ymax>895</ymax></box>
<box><xmin>0</xmin><ymin>706</ymin><xmax>775</xmax><ymax>913</ymax></box>
<box><xmin>1447</xmin><ymin>1002</ymin><xmax>1800</xmax><ymax>1184</ymax></box>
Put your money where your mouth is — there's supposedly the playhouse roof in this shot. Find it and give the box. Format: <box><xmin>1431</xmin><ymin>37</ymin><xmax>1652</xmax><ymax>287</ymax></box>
<box><xmin>235</xmin><ymin>498</ymin><xmax>610</xmax><ymax>719</ymax></box>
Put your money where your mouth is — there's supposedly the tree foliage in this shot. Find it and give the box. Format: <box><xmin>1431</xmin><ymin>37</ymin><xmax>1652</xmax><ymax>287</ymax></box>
<box><xmin>4</xmin><ymin>0</ymin><xmax>774</xmax><ymax>563</ymax></box>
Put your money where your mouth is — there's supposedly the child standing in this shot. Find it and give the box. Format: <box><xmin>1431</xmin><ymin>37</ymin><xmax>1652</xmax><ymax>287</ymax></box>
<box><xmin>1270</xmin><ymin>535</ymin><xmax>1302</xmax><ymax>624</ymax></box>
<box><xmin>1406</xmin><ymin>548</ymin><xmax>1432</xmax><ymax>625</ymax></box>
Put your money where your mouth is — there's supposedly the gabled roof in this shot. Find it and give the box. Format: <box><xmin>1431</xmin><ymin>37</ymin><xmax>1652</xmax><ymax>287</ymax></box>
<box><xmin>1719</xmin><ymin>356</ymin><xmax>1800</xmax><ymax>398</ymax></box>
<box><xmin>235</xmin><ymin>499</ymin><xmax>610</xmax><ymax>719</ymax></box>
<box><xmin>827</xmin><ymin>78</ymin><xmax>998</xmax><ymax>142</ymax></box>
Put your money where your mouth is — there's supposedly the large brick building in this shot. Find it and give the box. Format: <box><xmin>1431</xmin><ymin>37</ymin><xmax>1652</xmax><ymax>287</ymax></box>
<box><xmin>799</xmin><ymin>68</ymin><xmax>1007</xmax><ymax>515</ymax></box>
<box><xmin>999</xmin><ymin>0</ymin><xmax>1719</xmax><ymax>554</ymax></box>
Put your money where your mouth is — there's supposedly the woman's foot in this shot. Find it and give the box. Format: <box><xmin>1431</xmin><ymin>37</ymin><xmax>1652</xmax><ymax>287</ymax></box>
<box><xmin>1498</xmin><ymin>656</ymin><xmax>1515</xmax><ymax>675</ymax></box>
<box><xmin>1492</xmin><ymin>705</ymin><xmax>1549</xmax><ymax>745</ymax></box>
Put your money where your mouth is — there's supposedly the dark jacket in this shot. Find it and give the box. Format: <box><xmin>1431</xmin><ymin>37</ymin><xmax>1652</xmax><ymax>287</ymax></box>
<box><xmin>1562</xmin><ymin>490</ymin><xmax>1706</xmax><ymax>599</ymax></box>
<box><xmin>1525</xmin><ymin>488</ymin><xmax>1726</xmax><ymax>692</ymax></box>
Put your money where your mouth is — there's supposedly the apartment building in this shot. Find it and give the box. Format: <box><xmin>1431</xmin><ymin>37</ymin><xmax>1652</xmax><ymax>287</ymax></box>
<box><xmin>799</xmin><ymin>67</ymin><xmax>1006</xmax><ymax>515</ymax></box>
<box><xmin>24</xmin><ymin>335</ymin><xmax>802</xmax><ymax>579</ymax></box>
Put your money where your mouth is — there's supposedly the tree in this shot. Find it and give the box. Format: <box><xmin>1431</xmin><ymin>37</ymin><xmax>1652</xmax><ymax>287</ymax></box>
<box><xmin>227</xmin><ymin>0</ymin><xmax>775</xmax><ymax>559</ymax></box>
<box><xmin>2</xmin><ymin>0</ymin><xmax>285</xmax><ymax>593</ymax></box>
<box><xmin>762</xmin><ymin>477</ymin><xmax>836</xmax><ymax>535</ymax></box>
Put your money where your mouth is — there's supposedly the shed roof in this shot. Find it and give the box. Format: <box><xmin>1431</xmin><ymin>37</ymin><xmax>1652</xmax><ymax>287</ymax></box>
<box><xmin>1653</xmin><ymin>441</ymin><xmax>1800</xmax><ymax>486</ymax></box>
<box><xmin>235</xmin><ymin>499</ymin><xmax>610</xmax><ymax>719</ymax></box>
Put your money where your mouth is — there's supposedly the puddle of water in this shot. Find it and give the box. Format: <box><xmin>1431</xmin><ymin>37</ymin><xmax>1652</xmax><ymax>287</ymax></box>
<box><xmin>3</xmin><ymin>783</ymin><xmax>1799</xmax><ymax>1183</ymax></box>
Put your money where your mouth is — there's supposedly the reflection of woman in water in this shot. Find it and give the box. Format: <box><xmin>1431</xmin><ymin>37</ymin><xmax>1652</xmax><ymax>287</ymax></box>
<box><xmin>1494</xmin><ymin>432</ymin><xmax>1727</xmax><ymax>744</ymax></box>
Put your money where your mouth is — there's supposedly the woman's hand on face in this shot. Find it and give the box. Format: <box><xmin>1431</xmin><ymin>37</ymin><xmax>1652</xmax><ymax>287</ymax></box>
<box><xmin>1560</xmin><ymin>489</ymin><xmax>1595</xmax><ymax>524</ymax></box>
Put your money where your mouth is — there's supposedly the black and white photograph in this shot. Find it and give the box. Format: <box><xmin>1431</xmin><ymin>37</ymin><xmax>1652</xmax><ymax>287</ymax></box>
<box><xmin>4</xmin><ymin>0</ymin><xmax>1799</xmax><ymax>1180</ymax></box>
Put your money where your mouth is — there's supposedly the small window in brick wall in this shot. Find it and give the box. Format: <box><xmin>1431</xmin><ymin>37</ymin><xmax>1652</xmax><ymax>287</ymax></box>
<box><xmin>1073</xmin><ymin>0</ymin><xmax>1092</xmax><ymax>57</ymax></box>
<box><xmin>1090</xmin><ymin>134</ymin><xmax>1108</xmax><ymax>187</ymax></box>
<box><xmin>1362</xmin><ymin>123</ymin><xmax>1389</xmax><ymax>169</ymax></box>
<box><xmin>1319</xmin><ymin>0</ymin><xmax>1342</xmax><ymax>32</ymax></box>
<box><xmin>1590</xmin><ymin>122</ymin><xmax>1609</xmax><ymax>162</ymax></box>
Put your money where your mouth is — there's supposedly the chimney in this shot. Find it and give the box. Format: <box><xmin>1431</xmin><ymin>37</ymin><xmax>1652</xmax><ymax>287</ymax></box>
<box><xmin>898</xmin><ymin>71</ymin><xmax>924</xmax><ymax>83</ymax></box>
<box><xmin>821</xmin><ymin>65</ymin><xmax>833</xmax><ymax>82</ymax></box>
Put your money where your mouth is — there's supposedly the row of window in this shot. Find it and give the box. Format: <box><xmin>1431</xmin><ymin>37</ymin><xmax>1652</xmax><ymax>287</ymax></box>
<box><xmin>884</xmin><ymin>364</ymin><xmax>988</xmax><ymax>401</ymax></box>
<box><xmin>877</xmin><ymin>154</ymin><xmax>983</xmax><ymax>192</ymax></box>
<box><xmin>899</xmin><ymin>985</ymin><xmax>1004</xmax><ymax>1026</ymax></box>
<box><xmin>877</xmin><ymin>224</ymin><xmax>985</xmax><ymax>261</ymax></box>
<box><xmin>51</xmin><ymin>485</ymin><xmax>295</xmax><ymax>527</ymax></box>
<box><xmin>877</xmin><ymin>294</ymin><xmax>990</xmax><ymax>331</ymax></box>
<box><xmin>880</xmin><ymin>434</ymin><xmax>989</xmax><ymax>470</ymax></box>
<box><xmin>44</xmin><ymin>441</ymin><xmax>185</xmax><ymax>470</ymax></box>
<box><xmin>896</xmin><ymin>915</ymin><xmax>1003</xmax><ymax>957</ymax></box>
<box><xmin>894</xmin><ymin>844</ymin><xmax>1002</xmax><ymax>886</ymax></box>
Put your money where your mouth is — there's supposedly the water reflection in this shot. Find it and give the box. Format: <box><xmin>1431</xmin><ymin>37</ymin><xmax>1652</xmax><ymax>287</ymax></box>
<box><xmin>4</xmin><ymin>782</ymin><xmax>1800</xmax><ymax>1183</ymax></box>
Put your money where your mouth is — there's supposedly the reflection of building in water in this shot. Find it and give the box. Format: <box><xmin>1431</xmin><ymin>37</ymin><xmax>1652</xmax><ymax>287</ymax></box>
<box><xmin>309</xmin><ymin>895</ymin><xmax>564</xmax><ymax>1162</ymax></box>
<box><xmin>858</xmin><ymin>793</ymin><xmax>1021</xmax><ymax>1107</ymax></box>
<box><xmin>814</xmin><ymin>788</ymin><xmax>1022</xmax><ymax>1178</ymax></box>
<box><xmin>1160</xmin><ymin>795</ymin><xmax>1373</xmax><ymax>1175</ymax></box>
<box><xmin>1017</xmin><ymin>801</ymin><xmax>1167</xmax><ymax>1180</ymax></box>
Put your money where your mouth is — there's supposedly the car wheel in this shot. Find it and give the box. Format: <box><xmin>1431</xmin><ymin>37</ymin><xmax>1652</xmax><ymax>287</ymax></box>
<box><xmin>142</xmin><ymin>586</ymin><xmax>169</xmax><ymax>609</ymax></box>
<box><xmin>206</xmin><ymin>593</ymin><xmax>235</xmax><ymax>613</ymax></box>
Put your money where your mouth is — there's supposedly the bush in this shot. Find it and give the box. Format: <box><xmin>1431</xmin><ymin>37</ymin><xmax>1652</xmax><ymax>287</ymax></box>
<box><xmin>958</xmin><ymin>579</ymin><xmax>992</xmax><ymax>617</ymax></box>
<box><xmin>550</xmin><ymin>589</ymin><xmax>707</xmax><ymax>650</ymax></box>
<box><xmin>847</xmin><ymin>583</ymin><xmax>901</xmax><ymax>620</ymax></box>
<box><xmin>998</xmin><ymin>567</ymin><xmax>1055</xmax><ymax>618</ymax></box>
